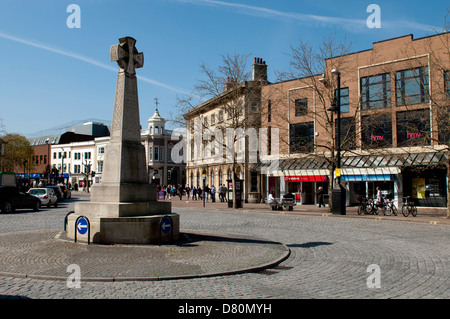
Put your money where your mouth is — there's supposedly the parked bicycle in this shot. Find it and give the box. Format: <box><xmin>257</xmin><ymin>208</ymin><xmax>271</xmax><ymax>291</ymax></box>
<box><xmin>381</xmin><ymin>198</ymin><xmax>397</xmax><ymax>216</ymax></box>
<box><xmin>357</xmin><ymin>197</ymin><xmax>378</xmax><ymax>215</ymax></box>
<box><xmin>358</xmin><ymin>196</ymin><xmax>397</xmax><ymax>216</ymax></box>
<box><xmin>357</xmin><ymin>197</ymin><xmax>369</xmax><ymax>215</ymax></box>
<box><xmin>402</xmin><ymin>196</ymin><xmax>417</xmax><ymax>217</ymax></box>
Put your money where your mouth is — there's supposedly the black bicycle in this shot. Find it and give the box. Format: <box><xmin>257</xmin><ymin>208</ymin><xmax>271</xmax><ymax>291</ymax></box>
<box><xmin>381</xmin><ymin>198</ymin><xmax>397</xmax><ymax>216</ymax></box>
<box><xmin>402</xmin><ymin>196</ymin><xmax>417</xmax><ymax>217</ymax></box>
<box><xmin>357</xmin><ymin>197</ymin><xmax>378</xmax><ymax>215</ymax></box>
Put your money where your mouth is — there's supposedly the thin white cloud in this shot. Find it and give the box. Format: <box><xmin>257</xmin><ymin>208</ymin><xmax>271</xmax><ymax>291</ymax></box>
<box><xmin>0</xmin><ymin>30</ymin><xmax>193</xmax><ymax>96</ymax></box>
<box><xmin>176</xmin><ymin>0</ymin><xmax>438</xmax><ymax>32</ymax></box>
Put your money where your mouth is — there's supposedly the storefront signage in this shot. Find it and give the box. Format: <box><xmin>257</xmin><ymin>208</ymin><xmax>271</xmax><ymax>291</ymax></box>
<box><xmin>284</xmin><ymin>176</ymin><xmax>327</xmax><ymax>182</ymax></box>
<box><xmin>341</xmin><ymin>174</ymin><xmax>394</xmax><ymax>182</ymax></box>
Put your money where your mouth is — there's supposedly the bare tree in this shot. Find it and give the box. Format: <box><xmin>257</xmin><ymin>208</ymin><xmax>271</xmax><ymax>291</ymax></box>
<box><xmin>267</xmin><ymin>34</ymin><xmax>359</xmax><ymax>213</ymax></box>
<box><xmin>178</xmin><ymin>53</ymin><xmax>269</xmax><ymax>207</ymax></box>
<box><xmin>274</xmin><ymin>26</ymin><xmax>450</xmax><ymax>216</ymax></box>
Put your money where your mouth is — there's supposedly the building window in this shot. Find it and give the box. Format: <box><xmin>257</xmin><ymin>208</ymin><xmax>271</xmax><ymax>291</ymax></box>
<box><xmin>154</xmin><ymin>147</ymin><xmax>159</xmax><ymax>161</ymax></box>
<box><xmin>361</xmin><ymin>113</ymin><xmax>392</xmax><ymax>148</ymax></box>
<box><xmin>168</xmin><ymin>148</ymin><xmax>172</xmax><ymax>163</ymax></box>
<box><xmin>53</xmin><ymin>152</ymin><xmax>56</xmax><ymax>159</ymax></box>
<box><xmin>336</xmin><ymin>87</ymin><xmax>349</xmax><ymax>113</ymax></box>
<box><xmin>444</xmin><ymin>71</ymin><xmax>450</xmax><ymax>99</ymax></box>
<box><xmin>290</xmin><ymin>122</ymin><xmax>314</xmax><ymax>153</ymax></box>
<box><xmin>396</xmin><ymin>67</ymin><xmax>429</xmax><ymax>106</ymax></box>
<box><xmin>211</xmin><ymin>114</ymin><xmax>215</xmax><ymax>125</ymax></box>
<box><xmin>98</xmin><ymin>147</ymin><xmax>105</xmax><ymax>155</ymax></box>
<box><xmin>337</xmin><ymin>117</ymin><xmax>356</xmax><ymax>150</ymax></box>
<box><xmin>149</xmin><ymin>147</ymin><xmax>153</xmax><ymax>161</ymax></box>
<box><xmin>268</xmin><ymin>100</ymin><xmax>271</xmax><ymax>123</ymax></box>
<box><xmin>396</xmin><ymin>109</ymin><xmax>430</xmax><ymax>147</ymax></box>
<box><xmin>250</xmin><ymin>172</ymin><xmax>258</xmax><ymax>192</ymax></box>
<box><xmin>219</xmin><ymin>111</ymin><xmax>224</xmax><ymax>122</ymax></box>
<box><xmin>160</xmin><ymin>146</ymin><xmax>164</xmax><ymax>162</ymax></box>
<box><xmin>438</xmin><ymin>105</ymin><xmax>450</xmax><ymax>145</ymax></box>
<box><xmin>97</xmin><ymin>161</ymin><xmax>103</xmax><ymax>173</ymax></box>
<box><xmin>295</xmin><ymin>99</ymin><xmax>308</xmax><ymax>116</ymax></box>
<box><xmin>361</xmin><ymin>73</ymin><xmax>391</xmax><ymax>110</ymax></box>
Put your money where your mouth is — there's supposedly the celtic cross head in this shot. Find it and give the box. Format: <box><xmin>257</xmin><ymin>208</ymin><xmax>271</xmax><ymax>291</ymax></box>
<box><xmin>110</xmin><ymin>37</ymin><xmax>144</xmax><ymax>75</ymax></box>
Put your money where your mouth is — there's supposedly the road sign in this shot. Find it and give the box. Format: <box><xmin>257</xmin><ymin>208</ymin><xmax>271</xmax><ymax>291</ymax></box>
<box><xmin>76</xmin><ymin>217</ymin><xmax>89</xmax><ymax>235</ymax></box>
<box><xmin>160</xmin><ymin>216</ymin><xmax>172</xmax><ymax>234</ymax></box>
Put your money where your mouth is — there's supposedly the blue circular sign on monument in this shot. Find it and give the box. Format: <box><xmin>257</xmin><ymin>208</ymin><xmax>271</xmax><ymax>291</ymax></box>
<box><xmin>160</xmin><ymin>216</ymin><xmax>172</xmax><ymax>234</ymax></box>
<box><xmin>76</xmin><ymin>217</ymin><xmax>89</xmax><ymax>235</ymax></box>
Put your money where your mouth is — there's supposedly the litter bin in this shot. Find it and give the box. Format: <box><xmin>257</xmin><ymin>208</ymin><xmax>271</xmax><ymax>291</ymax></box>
<box><xmin>331</xmin><ymin>184</ymin><xmax>346</xmax><ymax>215</ymax></box>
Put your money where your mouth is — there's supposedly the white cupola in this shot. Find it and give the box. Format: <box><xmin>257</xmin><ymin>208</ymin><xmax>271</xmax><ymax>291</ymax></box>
<box><xmin>147</xmin><ymin>99</ymin><xmax>166</xmax><ymax>135</ymax></box>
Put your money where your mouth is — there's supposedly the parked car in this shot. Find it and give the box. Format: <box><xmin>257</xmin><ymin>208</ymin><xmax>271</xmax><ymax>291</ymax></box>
<box><xmin>27</xmin><ymin>188</ymin><xmax>58</xmax><ymax>208</ymax></box>
<box><xmin>46</xmin><ymin>186</ymin><xmax>64</xmax><ymax>202</ymax></box>
<box><xmin>59</xmin><ymin>185</ymin><xmax>72</xmax><ymax>199</ymax></box>
<box><xmin>0</xmin><ymin>186</ymin><xmax>41</xmax><ymax>213</ymax></box>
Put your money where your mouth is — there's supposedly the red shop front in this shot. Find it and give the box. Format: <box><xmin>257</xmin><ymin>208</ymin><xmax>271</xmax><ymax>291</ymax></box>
<box><xmin>284</xmin><ymin>175</ymin><xmax>329</xmax><ymax>205</ymax></box>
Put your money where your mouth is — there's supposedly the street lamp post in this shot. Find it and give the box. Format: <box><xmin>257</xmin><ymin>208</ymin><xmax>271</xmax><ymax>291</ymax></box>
<box><xmin>329</xmin><ymin>69</ymin><xmax>346</xmax><ymax>215</ymax></box>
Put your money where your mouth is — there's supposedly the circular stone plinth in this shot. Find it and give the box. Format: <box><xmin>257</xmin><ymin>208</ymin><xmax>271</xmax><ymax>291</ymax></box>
<box><xmin>0</xmin><ymin>230</ymin><xmax>290</xmax><ymax>281</ymax></box>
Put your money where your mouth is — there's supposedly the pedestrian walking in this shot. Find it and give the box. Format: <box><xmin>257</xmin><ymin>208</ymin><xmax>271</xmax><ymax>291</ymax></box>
<box><xmin>185</xmin><ymin>185</ymin><xmax>191</xmax><ymax>200</ymax></box>
<box><xmin>205</xmin><ymin>185</ymin><xmax>210</xmax><ymax>203</ymax></box>
<box><xmin>210</xmin><ymin>185</ymin><xmax>216</xmax><ymax>203</ymax></box>
<box><xmin>317</xmin><ymin>186</ymin><xmax>325</xmax><ymax>207</ymax></box>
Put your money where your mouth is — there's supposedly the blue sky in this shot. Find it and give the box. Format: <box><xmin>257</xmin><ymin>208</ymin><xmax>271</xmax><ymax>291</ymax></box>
<box><xmin>0</xmin><ymin>0</ymin><xmax>447</xmax><ymax>137</ymax></box>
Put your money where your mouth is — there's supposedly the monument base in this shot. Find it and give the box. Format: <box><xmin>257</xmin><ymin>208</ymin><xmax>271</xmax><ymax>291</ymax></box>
<box><xmin>74</xmin><ymin>200</ymin><xmax>171</xmax><ymax>218</ymax></box>
<box><xmin>66</xmin><ymin>213</ymin><xmax>180</xmax><ymax>245</ymax></box>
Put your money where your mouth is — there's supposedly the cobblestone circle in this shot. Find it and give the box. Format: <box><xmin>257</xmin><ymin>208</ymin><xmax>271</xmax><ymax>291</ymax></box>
<box><xmin>0</xmin><ymin>197</ymin><xmax>448</xmax><ymax>299</ymax></box>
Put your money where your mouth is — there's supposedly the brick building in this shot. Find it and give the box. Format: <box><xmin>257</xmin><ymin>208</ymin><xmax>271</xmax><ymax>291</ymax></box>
<box><xmin>261</xmin><ymin>33</ymin><xmax>449</xmax><ymax>208</ymax></box>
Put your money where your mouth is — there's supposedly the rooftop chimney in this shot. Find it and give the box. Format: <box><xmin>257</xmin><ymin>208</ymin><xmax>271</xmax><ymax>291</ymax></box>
<box><xmin>224</xmin><ymin>77</ymin><xmax>237</xmax><ymax>91</ymax></box>
<box><xmin>252</xmin><ymin>57</ymin><xmax>267</xmax><ymax>82</ymax></box>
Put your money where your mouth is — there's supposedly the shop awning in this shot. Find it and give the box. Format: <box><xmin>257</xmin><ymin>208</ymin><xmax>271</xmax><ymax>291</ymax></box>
<box><xmin>255</xmin><ymin>151</ymin><xmax>447</xmax><ymax>177</ymax></box>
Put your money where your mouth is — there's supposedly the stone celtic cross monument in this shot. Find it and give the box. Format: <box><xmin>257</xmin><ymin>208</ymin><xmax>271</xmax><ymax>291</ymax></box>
<box><xmin>66</xmin><ymin>37</ymin><xmax>179</xmax><ymax>244</ymax></box>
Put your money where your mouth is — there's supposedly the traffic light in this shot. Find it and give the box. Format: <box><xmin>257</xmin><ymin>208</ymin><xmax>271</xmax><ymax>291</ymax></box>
<box><xmin>51</xmin><ymin>168</ymin><xmax>59</xmax><ymax>177</ymax></box>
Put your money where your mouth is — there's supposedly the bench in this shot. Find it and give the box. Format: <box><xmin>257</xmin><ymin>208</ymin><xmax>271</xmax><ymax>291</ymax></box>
<box><xmin>266</xmin><ymin>198</ymin><xmax>296</xmax><ymax>211</ymax></box>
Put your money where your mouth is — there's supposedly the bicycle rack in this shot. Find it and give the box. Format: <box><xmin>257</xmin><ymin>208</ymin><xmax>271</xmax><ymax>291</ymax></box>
<box><xmin>74</xmin><ymin>215</ymin><xmax>91</xmax><ymax>245</ymax></box>
<box><xmin>159</xmin><ymin>215</ymin><xmax>173</xmax><ymax>246</ymax></box>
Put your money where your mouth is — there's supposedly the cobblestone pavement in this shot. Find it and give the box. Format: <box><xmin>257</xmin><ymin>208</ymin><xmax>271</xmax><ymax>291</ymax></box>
<box><xmin>0</xmin><ymin>193</ymin><xmax>449</xmax><ymax>299</ymax></box>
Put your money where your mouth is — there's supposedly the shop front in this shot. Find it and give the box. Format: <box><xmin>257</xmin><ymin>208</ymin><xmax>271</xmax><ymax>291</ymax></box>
<box><xmin>284</xmin><ymin>175</ymin><xmax>329</xmax><ymax>205</ymax></box>
<box><xmin>401</xmin><ymin>167</ymin><xmax>447</xmax><ymax>207</ymax></box>
<box><xmin>341</xmin><ymin>173</ymin><xmax>397</xmax><ymax>206</ymax></box>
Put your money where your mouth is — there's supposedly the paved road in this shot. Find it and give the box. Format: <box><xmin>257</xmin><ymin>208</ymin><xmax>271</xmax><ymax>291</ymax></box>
<box><xmin>0</xmin><ymin>193</ymin><xmax>448</xmax><ymax>300</ymax></box>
